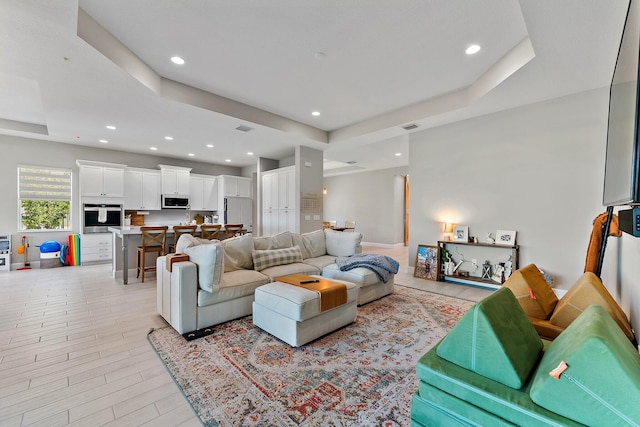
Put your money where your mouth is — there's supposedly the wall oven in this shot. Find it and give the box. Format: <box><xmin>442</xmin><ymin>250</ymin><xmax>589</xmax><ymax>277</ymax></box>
<box><xmin>83</xmin><ymin>204</ymin><xmax>122</xmax><ymax>233</ymax></box>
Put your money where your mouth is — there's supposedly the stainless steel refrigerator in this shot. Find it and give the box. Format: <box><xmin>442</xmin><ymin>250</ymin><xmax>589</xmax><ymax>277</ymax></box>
<box><xmin>224</xmin><ymin>197</ymin><xmax>252</xmax><ymax>231</ymax></box>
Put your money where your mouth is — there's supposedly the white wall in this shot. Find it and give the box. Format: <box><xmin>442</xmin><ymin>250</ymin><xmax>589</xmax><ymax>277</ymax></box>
<box><xmin>409</xmin><ymin>88</ymin><xmax>609</xmax><ymax>289</ymax></box>
<box><xmin>323</xmin><ymin>166</ymin><xmax>407</xmax><ymax>245</ymax></box>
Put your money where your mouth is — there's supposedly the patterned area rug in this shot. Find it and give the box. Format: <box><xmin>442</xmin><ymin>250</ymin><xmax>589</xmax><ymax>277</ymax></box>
<box><xmin>148</xmin><ymin>286</ymin><xmax>474</xmax><ymax>426</ymax></box>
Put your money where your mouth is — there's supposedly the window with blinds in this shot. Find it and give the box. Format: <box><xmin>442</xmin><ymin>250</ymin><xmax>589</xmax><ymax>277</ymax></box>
<box><xmin>18</xmin><ymin>166</ymin><xmax>72</xmax><ymax>231</ymax></box>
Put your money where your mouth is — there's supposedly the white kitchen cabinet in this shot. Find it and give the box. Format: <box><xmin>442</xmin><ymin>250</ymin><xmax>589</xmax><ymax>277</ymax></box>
<box><xmin>262</xmin><ymin>208</ymin><xmax>295</xmax><ymax>236</ymax></box>
<box><xmin>261</xmin><ymin>167</ymin><xmax>296</xmax><ymax>234</ymax></box>
<box><xmin>77</xmin><ymin>162</ymin><xmax>126</xmax><ymax>198</ymax></box>
<box><xmin>278</xmin><ymin>209</ymin><xmax>295</xmax><ymax>233</ymax></box>
<box><xmin>278</xmin><ymin>167</ymin><xmax>296</xmax><ymax>209</ymax></box>
<box><xmin>221</xmin><ymin>175</ymin><xmax>251</xmax><ymax>197</ymax></box>
<box><xmin>124</xmin><ymin>169</ymin><xmax>161</xmax><ymax>210</ymax></box>
<box><xmin>262</xmin><ymin>173</ymin><xmax>277</xmax><ymax>210</ymax></box>
<box><xmin>190</xmin><ymin>174</ymin><xmax>218</xmax><ymax>211</ymax></box>
<box><xmin>159</xmin><ymin>165</ymin><xmax>191</xmax><ymax>195</ymax></box>
<box><xmin>81</xmin><ymin>233</ymin><xmax>112</xmax><ymax>264</ymax></box>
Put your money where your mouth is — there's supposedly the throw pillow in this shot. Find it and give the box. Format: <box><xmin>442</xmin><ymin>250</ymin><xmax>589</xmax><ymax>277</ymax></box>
<box><xmin>324</xmin><ymin>229</ymin><xmax>362</xmax><ymax>257</ymax></box>
<box><xmin>183</xmin><ymin>241</ymin><xmax>223</xmax><ymax>293</ymax></box>
<box><xmin>253</xmin><ymin>231</ymin><xmax>293</xmax><ymax>250</ymax></box>
<box><xmin>292</xmin><ymin>229</ymin><xmax>326</xmax><ymax>259</ymax></box>
<box><xmin>252</xmin><ymin>246</ymin><xmax>303</xmax><ymax>271</ymax></box>
<box><xmin>175</xmin><ymin>233</ymin><xmax>212</xmax><ymax>254</ymax></box>
<box><xmin>222</xmin><ymin>233</ymin><xmax>254</xmax><ymax>272</ymax></box>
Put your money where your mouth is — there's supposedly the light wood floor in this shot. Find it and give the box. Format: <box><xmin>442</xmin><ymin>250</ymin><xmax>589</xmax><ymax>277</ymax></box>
<box><xmin>0</xmin><ymin>245</ymin><xmax>491</xmax><ymax>426</ymax></box>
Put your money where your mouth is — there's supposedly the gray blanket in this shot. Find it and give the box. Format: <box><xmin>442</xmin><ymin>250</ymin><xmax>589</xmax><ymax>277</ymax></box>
<box><xmin>335</xmin><ymin>254</ymin><xmax>399</xmax><ymax>283</ymax></box>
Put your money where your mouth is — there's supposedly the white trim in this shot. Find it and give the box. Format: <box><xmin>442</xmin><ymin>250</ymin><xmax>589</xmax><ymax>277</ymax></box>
<box><xmin>361</xmin><ymin>242</ymin><xmax>404</xmax><ymax>248</ymax></box>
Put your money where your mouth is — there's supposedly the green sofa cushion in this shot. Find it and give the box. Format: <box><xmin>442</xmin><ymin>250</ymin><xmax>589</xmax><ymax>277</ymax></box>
<box><xmin>436</xmin><ymin>287</ymin><xmax>543</xmax><ymax>389</ymax></box>
<box><xmin>417</xmin><ymin>343</ymin><xmax>584</xmax><ymax>426</ymax></box>
<box><xmin>530</xmin><ymin>304</ymin><xmax>640</xmax><ymax>426</ymax></box>
<box><xmin>412</xmin><ymin>383</ymin><xmax>516</xmax><ymax>426</ymax></box>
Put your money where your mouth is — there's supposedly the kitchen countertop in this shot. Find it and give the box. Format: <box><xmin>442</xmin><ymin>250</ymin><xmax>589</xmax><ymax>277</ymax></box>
<box><xmin>108</xmin><ymin>225</ymin><xmax>229</xmax><ymax>235</ymax></box>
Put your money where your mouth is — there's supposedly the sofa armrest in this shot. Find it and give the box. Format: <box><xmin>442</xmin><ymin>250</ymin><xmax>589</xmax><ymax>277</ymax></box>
<box><xmin>156</xmin><ymin>256</ymin><xmax>199</xmax><ymax>335</ymax></box>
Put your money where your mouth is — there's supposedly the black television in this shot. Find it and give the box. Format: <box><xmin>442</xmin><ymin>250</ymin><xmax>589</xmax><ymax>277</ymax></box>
<box><xmin>603</xmin><ymin>0</ymin><xmax>640</xmax><ymax>206</ymax></box>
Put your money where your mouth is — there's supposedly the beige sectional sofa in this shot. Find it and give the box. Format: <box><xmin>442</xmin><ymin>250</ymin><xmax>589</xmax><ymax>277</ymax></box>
<box><xmin>156</xmin><ymin>229</ymin><xmax>396</xmax><ymax>337</ymax></box>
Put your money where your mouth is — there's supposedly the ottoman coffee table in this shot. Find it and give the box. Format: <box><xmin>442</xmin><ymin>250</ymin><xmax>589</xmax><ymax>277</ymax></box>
<box><xmin>252</xmin><ymin>274</ymin><xmax>358</xmax><ymax>347</ymax></box>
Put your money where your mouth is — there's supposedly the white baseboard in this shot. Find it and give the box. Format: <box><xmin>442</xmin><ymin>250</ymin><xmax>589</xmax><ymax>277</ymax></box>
<box><xmin>361</xmin><ymin>242</ymin><xmax>404</xmax><ymax>248</ymax></box>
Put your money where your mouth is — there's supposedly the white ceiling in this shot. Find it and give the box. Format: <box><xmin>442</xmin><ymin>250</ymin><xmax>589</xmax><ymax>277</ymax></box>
<box><xmin>0</xmin><ymin>0</ymin><xmax>629</xmax><ymax>176</ymax></box>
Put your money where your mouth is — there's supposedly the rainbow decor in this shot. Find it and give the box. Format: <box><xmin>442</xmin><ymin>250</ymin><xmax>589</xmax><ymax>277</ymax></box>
<box><xmin>67</xmin><ymin>234</ymin><xmax>81</xmax><ymax>266</ymax></box>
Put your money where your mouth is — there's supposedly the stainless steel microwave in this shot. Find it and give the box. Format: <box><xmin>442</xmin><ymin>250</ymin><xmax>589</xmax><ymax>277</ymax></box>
<box><xmin>161</xmin><ymin>195</ymin><xmax>189</xmax><ymax>209</ymax></box>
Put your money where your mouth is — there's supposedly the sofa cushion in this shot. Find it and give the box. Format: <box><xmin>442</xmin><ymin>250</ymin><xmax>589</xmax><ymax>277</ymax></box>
<box><xmin>174</xmin><ymin>234</ymin><xmax>223</xmax><ymax>293</ymax></box>
<box><xmin>291</xmin><ymin>230</ymin><xmax>326</xmax><ymax>259</ymax></box>
<box><xmin>324</xmin><ymin>229</ymin><xmax>362</xmax><ymax>256</ymax></box>
<box><xmin>199</xmin><ymin>272</ymin><xmax>269</xmax><ymax>305</ymax></box>
<box><xmin>219</xmin><ymin>269</ymin><xmax>270</xmax><ymax>289</ymax></box>
<box><xmin>253</xmin><ymin>231</ymin><xmax>293</xmax><ymax>250</ymax></box>
<box><xmin>415</xmin><ymin>341</ymin><xmax>583</xmax><ymax>426</ymax></box>
<box><xmin>222</xmin><ymin>233</ymin><xmax>254</xmax><ymax>272</ymax></box>
<box><xmin>303</xmin><ymin>254</ymin><xmax>336</xmax><ymax>270</ymax></box>
<box><xmin>549</xmin><ymin>272</ymin><xmax>634</xmax><ymax>340</ymax></box>
<box><xmin>436</xmin><ymin>287</ymin><xmax>543</xmax><ymax>389</ymax></box>
<box><xmin>503</xmin><ymin>264</ymin><xmax>558</xmax><ymax>320</ymax></box>
<box><xmin>530</xmin><ymin>304</ymin><xmax>640</xmax><ymax>426</ymax></box>
<box><xmin>252</xmin><ymin>246</ymin><xmax>303</xmax><ymax>271</ymax></box>
<box><xmin>260</xmin><ymin>262</ymin><xmax>321</xmax><ymax>281</ymax></box>
<box><xmin>321</xmin><ymin>263</ymin><xmax>381</xmax><ymax>287</ymax></box>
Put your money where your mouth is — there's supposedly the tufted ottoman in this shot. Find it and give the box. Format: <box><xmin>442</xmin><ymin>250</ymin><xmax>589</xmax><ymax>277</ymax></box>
<box><xmin>252</xmin><ymin>276</ymin><xmax>358</xmax><ymax>347</ymax></box>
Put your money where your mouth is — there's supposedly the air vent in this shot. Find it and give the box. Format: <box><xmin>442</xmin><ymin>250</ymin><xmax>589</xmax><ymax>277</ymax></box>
<box><xmin>346</xmin><ymin>161</ymin><xmax>357</xmax><ymax>165</ymax></box>
<box><xmin>235</xmin><ymin>125</ymin><xmax>253</xmax><ymax>132</ymax></box>
<box><xmin>402</xmin><ymin>123</ymin><xmax>419</xmax><ymax>131</ymax></box>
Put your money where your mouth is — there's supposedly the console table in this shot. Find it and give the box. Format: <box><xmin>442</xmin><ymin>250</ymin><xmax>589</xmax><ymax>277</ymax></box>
<box><xmin>437</xmin><ymin>240</ymin><xmax>519</xmax><ymax>289</ymax></box>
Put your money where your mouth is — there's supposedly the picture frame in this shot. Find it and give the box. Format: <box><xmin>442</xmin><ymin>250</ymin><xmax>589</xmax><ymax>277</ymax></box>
<box><xmin>495</xmin><ymin>230</ymin><xmax>517</xmax><ymax>246</ymax></box>
<box><xmin>414</xmin><ymin>244</ymin><xmax>440</xmax><ymax>280</ymax></box>
<box><xmin>452</xmin><ymin>225</ymin><xmax>469</xmax><ymax>242</ymax></box>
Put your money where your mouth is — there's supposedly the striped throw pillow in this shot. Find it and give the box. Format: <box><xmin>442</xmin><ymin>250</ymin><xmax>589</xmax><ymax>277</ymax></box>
<box><xmin>252</xmin><ymin>246</ymin><xmax>303</xmax><ymax>271</ymax></box>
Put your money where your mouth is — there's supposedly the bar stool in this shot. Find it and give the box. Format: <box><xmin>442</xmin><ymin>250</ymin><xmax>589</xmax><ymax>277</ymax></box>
<box><xmin>224</xmin><ymin>224</ymin><xmax>243</xmax><ymax>239</ymax></box>
<box><xmin>200</xmin><ymin>224</ymin><xmax>222</xmax><ymax>240</ymax></box>
<box><xmin>169</xmin><ymin>225</ymin><xmax>197</xmax><ymax>253</ymax></box>
<box><xmin>136</xmin><ymin>226</ymin><xmax>168</xmax><ymax>283</ymax></box>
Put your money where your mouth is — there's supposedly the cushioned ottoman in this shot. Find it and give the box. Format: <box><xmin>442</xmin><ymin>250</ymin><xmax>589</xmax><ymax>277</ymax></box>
<box><xmin>321</xmin><ymin>263</ymin><xmax>394</xmax><ymax>305</ymax></box>
<box><xmin>252</xmin><ymin>277</ymin><xmax>358</xmax><ymax>347</ymax></box>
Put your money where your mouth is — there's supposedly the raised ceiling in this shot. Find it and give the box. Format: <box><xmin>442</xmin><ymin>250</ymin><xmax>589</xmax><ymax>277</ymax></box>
<box><xmin>0</xmin><ymin>0</ymin><xmax>629</xmax><ymax>175</ymax></box>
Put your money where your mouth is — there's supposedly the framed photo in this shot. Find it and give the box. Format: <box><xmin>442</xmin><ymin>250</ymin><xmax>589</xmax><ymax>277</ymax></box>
<box><xmin>452</xmin><ymin>225</ymin><xmax>469</xmax><ymax>242</ymax></box>
<box><xmin>495</xmin><ymin>230</ymin><xmax>517</xmax><ymax>246</ymax></box>
<box><xmin>414</xmin><ymin>245</ymin><xmax>439</xmax><ymax>280</ymax></box>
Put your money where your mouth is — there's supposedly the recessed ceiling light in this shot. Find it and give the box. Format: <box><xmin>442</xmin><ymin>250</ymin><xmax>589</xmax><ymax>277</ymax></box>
<box><xmin>188</xmin><ymin>153</ymin><xmax>194</xmax><ymax>157</ymax></box>
<box><xmin>164</xmin><ymin>136</ymin><xmax>173</xmax><ymax>141</ymax></box>
<box><xmin>170</xmin><ymin>56</ymin><xmax>185</xmax><ymax>65</ymax></box>
<box><xmin>99</xmin><ymin>139</ymin><xmax>108</xmax><ymax>143</ymax></box>
<box><xmin>106</xmin><ymin>125</ymin><xmax>116</xmax><ymax>130</ymax></box>
<box><xmin>395</xmin><ymin>152</ymin><xmax>402</xmax><ymax>157</ymax></box>
<box><xmin>225</xmin><ymin>159</ymin><xmax>231</xmax><ymax>162</ymax></box>
<box><xmin>150</xmin><ymin>147</ymin><xmax>158</xmax><ymax>151</ymax></box>
<box><xmin>314</xmin><ymin>52</ymin><xmax>326</xmax><ymax>60</ymax></box>
<box><xmin>247</xmin><ymin>152</ymin><xmax>254</xmax><ymax>156</ymax></box>
<box><xmin>206</xmin><ymin>144</ymin><xmax>214</xmax><ymax>148</ymax></box>
<box><xmin>311</xmin><ymin>111</ymin><xmax>321</xmax><ymax>116</ymax></box>
<box><xmin>465</xmin><ymin>44</ymin><xmax>481</xmax><ymax>55</ymax></box>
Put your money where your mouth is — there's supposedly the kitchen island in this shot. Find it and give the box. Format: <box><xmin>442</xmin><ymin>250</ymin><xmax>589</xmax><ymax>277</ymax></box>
<box><xmin>108</xmin><ymin>225</ymin><xmax>242</xmax><ymax>284</ymax></box>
